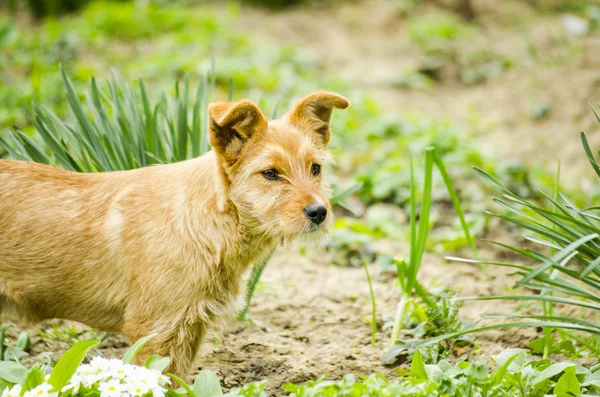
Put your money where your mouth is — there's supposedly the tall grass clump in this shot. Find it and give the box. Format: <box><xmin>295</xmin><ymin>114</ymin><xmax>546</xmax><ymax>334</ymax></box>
<box><xmin>388</xmin><ymin>147</ymin><xmax>478</xmax><ymax>349</ymax></box>
<box><xmin>0</xmin><ymin>67</ymin><xmax>215</xmax><ymax>171</ymax></box>
<box><xmin>431</xmin><ymin>114</ymin><xmax>600</xmax><ymax>356</ymax></box>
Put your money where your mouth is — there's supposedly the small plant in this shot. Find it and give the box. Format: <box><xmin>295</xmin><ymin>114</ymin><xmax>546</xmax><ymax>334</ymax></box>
<box><xmin>388</xmin><ymin>147</ymin><xmax>478</xmax><ymax>350</ymax></box>
<box><xmin>407</xmin><ymin>12</ymin><xmax>465</xmax><ymax>51</ymax></box>
<box><xmin>0</xmin><ymin>325</ymin><xmax>30</xmax><ymax>364</ymax></box>
<box><xmin>0</xmin><ymin>67</ymin><xmax>214</xmax><ymax>172</ymax></box>
<box><xmin>39</xmin><ymin>324</ymin><xmax>94</xmax><ymax>347</ymax></box>
<box><xmin>423</xmin><ymin>112</ymin><xmax>600</xmax><ymax>357</ymax></box>
<box><xmin>363</xmin><ymin>257</ymin><xmax>378</xmax><ymax>346</ymax></box>
<box><xmin>0</xmin><ymin>335</ymin><xmax>266</xmax><ymax>397</ymax></box>
<box><xmin>283</xmin><ymin>349</ymin><xmax>600</xmax><ymax>396</ymax></box>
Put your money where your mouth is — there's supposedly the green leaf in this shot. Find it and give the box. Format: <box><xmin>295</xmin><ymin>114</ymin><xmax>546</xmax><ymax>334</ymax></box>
<box><xmin>0</xmin><ymin>361</ymin><xmax>28</xmax><ymax>383</ymax></box>
<box><xmin>122</xmin><ymin>334</ymin><xmax>156</xmax><ymax>364</ymax></box>
<box><xmin>362</xmin><ymin>257</ymin><xmax>377</xmax><ymax>347</ymax></box>
<box><xmin>534</xmin><ymin>362</ymin><xmax>577</xmax><ymax>386</ymax></box>
<box><xmin>330</xmin><ymin>182</ymin><xmax>363</xmax><ymax>205</ymax></box>
<box><xmin>4</xmin><ymin>347</ymin><xmax>27</xmax><ymax>362</ymax></box>
<box><xmin>238</xmin><ymin>249</ymin><xmax>276</xmax><ymax>320</ymax></box>
<box><xmin>410</xmin><ymin>349</ymin><xmax>427</xmax><ymax>380</ymax></box>
<box><xmin>145</xmin><ymin>355</ymin><xmax>171</xmax><ymax>373</ymax></box>
<box><xmin>48</xmin><ymin>339</ymin><xmax>100</xmax><ymax>392</ymax></box>
<box><xmin>581</xmin><ymin>131</ymin><xmax>600</xmax><ymax>179</ymax></box>
<box><xmin>167</xmin><ymin>374</ymin><xmax>197</xmax><ymax>397</ymax></box>
<box><xmin>433</xmin><ymin>149</ymin><xmax>480</xmax><ymax>266</ymax></box>
<box><xmin>24</xmin><ymin>366</ymin><xmax>45</xmax><ymax>392</ymax></box>
<box><xmin>16</xmin><ymin>332</ymin><xmax>30</xmax><ymax>351</ymax></box>
<box><xmin>191</xmin><ymin>370</ymin><xmax>223</xmax><ymax>397</ymax></box>
<box><xmin>554</xmin><ymin>367</ymin><xmax>581</xmax><ymax>396</ymax></box>
<box><xmin>381</xmin><ymin>342</ymin><xmax>411</xmax><ymax>365</ymax></box>
<box><xmin>491</xmin><ymin>350</ymin><xmax>525</xmax><ymax>386</ymax></box>
<box><xmin>491</xmin><ymin>349</ymin><xmax>527</xmax><ymax>374</ymax></box>
<box><xmin>529</xmin><ymin>337</ymin><xmax>555</xmax><ymax>354</ymax></box>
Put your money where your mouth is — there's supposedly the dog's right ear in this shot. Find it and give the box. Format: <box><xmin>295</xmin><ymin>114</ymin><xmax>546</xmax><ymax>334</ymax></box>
<box><xmin>209</xmin><ymin>100</ymin><xmax>268</xmax><ymax>166</ymax></box>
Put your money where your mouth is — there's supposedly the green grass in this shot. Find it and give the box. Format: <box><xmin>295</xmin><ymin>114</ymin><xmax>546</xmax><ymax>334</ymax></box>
<box><xmin>280</xmin><ymin>348</ymin><xmax>600</xmax><ymax>397</ymax></box>
<box><xmin>413</xmin><ymin>125</ymin><xmax>600</xmax><ymax>359</ymax></box>
<box><xmin>5</xmin><ymin>335</ymin><xmax>600</xmax><ymax>397</ymax></box>
<box><xmin>1</xmin><ymin>68</ymin><xmax>214</xmax><ymax>170</ymax></box>
<box><xmin>388</xmin><ymin>147</ymin><xmax>477</xmax><ymax>351</ymax></box>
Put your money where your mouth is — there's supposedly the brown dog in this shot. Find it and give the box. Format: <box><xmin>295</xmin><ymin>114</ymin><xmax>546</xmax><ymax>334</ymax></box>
<box><xmin>0</xmin><ymin>91</ymin><xmax>349</xmax><ymax>377</ymax></box>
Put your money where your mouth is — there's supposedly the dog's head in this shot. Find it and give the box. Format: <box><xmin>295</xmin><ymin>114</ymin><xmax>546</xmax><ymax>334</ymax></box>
<box><xmin>209</xmin><ymin>91</ymin><xmax>350</xmax><ymax>244</ymax></box>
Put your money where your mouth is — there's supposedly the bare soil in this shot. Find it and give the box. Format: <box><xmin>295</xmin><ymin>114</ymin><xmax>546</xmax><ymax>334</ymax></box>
<box><xmin>7</xmin><ymin>1</ymin><xmax>600</xmax><ymax>395</ymax></box>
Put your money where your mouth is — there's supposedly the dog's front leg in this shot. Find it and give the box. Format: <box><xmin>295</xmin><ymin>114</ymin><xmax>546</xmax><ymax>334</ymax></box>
<box><xmin>123</xmin><ymin>318</ymin><xmax>206</xmax><ymax>381</ymax></box>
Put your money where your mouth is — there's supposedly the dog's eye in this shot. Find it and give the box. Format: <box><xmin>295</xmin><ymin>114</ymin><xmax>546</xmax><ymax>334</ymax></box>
<box><xmin>311</xmin><ymin>164</ymin><xmax>321</xmax><ymax>176</ymax></box>
<box><xmin>261</xmin><ymin>169</ymin><xmax>280</xmax><ymax>180</ymax></box>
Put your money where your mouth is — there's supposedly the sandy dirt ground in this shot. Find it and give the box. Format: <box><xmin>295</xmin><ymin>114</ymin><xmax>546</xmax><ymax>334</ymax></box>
<box><xmin>7</xmin><ymin>0</ymin><xmax>600</xmax><ymax>395</ymax></box>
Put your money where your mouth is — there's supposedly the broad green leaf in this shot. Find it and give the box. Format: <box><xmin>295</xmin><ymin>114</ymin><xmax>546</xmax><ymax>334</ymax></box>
<box><xmin>122</xmin><ymin>334</ymin><xmax>156</xmax><ymax>364</ymax></box>
<box><xmin>167</xmin><ymin>374</ymin><xmax>197</xmax><ymax>397</ymax></box>
<box><xmin>48</xmin><ymin>339</ymin><xmax>100</xmax><ymax>392</ymax></box>
<box><xmin>191</xmin><ymin>370</ymin><xmax>223</xmax><ymax>397</ymax></box>
<box><xmin>0</xmin><ymin>361</ymin><xmax>28</xmax><ymax>383</ymax></box>
<box><xmin>533</xmin><ymin>362</ymin><xmax>577</xmax><ymax>386</ymax></box>
<box><xmin>16</xmin><ymin>332</ymin><xmax>30</xmax><ymax>351</ymax></box>
<box><xmin>24</xmin><ymin>366</ymin><xmax>45</xmax><ymax>392</ymax></box>
<box><xmin>491</xmin><ymin>352</ymin><xmax>523</xmax><ymax>386</ymax></box>
<box><xmin>145</xmin><ymin>355</ymin><xmax>171</xmax><ymax>373</ymax></box>
<box><xmin>554</xmin><ymin>367</ymin><xmax>581</xmax><ymax>396</ymax></box>
<box><xmin>410</xmin><ymin>350</ymin><xmax>427</xmax><ymax>380</ymax></box>
<box><xmin>491</xmin><ymin>349</ymin><xmax>527</xmax><ymax>375</ymax></box>
<box><xmin>3</xmin><ymin>347</ymin><xmax>27</xmax><ymax>362</ymax></box>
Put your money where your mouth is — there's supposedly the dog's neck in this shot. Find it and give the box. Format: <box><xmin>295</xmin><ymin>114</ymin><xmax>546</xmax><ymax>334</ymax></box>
<box><xmin>185</xmin><ymin>153</ymin><xmax>276</xmax><ymax>274</ymax></box>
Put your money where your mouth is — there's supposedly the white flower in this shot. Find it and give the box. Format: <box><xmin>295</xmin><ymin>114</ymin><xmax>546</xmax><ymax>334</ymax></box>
<box><xmin>151</xmin><ymin>387</ymin><xmax>166</xmax><ymax>397</ymax></box>
<box><xmin>156</xmin><ymin>374</ymin><xmax>170</xmax><ymax>387</ymax></box>
<box><xmin>59</xmin><ymin>357</ymin><xmax>170</xmax><ymax>397</ymax></box>
<box><xmin>127</xmin><ymin>372</ymin><xmax>158</xmax><ymax>390</ymax></box>
<box><xmin>2</xmin><ymin>384</ymin><xmax>22</xmax><ymax>397</ymax></box>
<box><xmin>124</xmin><ymin>381</ymin><xmax>151</xmax><ymax>397</ymax></box>
<box><xmin>89</xmin><ymin>357</ymin><xmax>112</xmax><ymax>373</ymax></box>
<box><xmin>98</xmin><ymin>379</ymin><xmax>123</xmax><ymax>397</ymax></box>
<box><xmin>23</xmin><ymin>383</ymin><xmax>57</xmax><ymax>397</ymax></box>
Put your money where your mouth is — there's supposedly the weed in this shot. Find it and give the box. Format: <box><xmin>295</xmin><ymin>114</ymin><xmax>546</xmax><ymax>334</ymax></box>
<box><xmin>389</xmin><ymin>147</ymin><xmax>478</xmax><ymax>348</ymax></box>
<box><xmin>39</xmin><ymin>324</ymin><xmax>94</xmax><ymax>347</ymax></box>
<box><xmin>423</xmin><ymin>116</ymin><xmax>600</xmax><ymax>357</ymax></box>
<box><xmin>282</xmin><ymin>349</ymin><xmax>600</xmax><ymax>397</ymax></box>
<box><xmin>407</xmin><ymin>12</ymin><xmax>467</xmax><ymax>52</ymax></box>
<box><xmin>363</xmin><ymin>257</ymin><xmax>377</xmax><ymax>347</ymax></box>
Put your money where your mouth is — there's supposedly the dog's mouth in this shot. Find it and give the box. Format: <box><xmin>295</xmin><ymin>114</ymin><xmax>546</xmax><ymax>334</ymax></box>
<box><xmin>305</xmin><ymin>223</ymin><xmax>326</xmax><ymax>234</ymax></box>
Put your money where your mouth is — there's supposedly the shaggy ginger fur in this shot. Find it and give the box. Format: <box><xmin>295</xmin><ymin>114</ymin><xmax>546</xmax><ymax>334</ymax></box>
<box><xmin>0</xmin><ymin>91</ymin><xmax>349</xmax><ymax>378</ymax></box>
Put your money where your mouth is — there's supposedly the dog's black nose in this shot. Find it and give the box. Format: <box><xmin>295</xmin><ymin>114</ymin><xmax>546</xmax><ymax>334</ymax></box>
<box><xmin>304</xmin><ymin>203</ymin><xmax>327</xmax><ymax>225</ymax></box>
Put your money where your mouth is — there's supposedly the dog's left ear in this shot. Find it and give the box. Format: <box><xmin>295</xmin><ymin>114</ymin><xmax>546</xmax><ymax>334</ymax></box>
<box><xmin>209</xmin><ymin>100</ymin><xmax>268</xmax><ymax>165</ymax></box>
<box><xmin>287</xmin><ymin>91</ymin><xmax>350</xmax><ymax>146</ymax></box>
